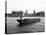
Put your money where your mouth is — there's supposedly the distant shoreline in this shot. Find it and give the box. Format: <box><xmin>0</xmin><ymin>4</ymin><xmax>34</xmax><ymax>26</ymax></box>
<box><xmin>7</xmin><ymin>16</ymin><xmax>45</xmax><ymax>17</ymax></box>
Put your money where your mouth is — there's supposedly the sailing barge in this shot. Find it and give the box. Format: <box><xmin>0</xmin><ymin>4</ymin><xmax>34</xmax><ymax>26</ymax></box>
<box><xmin>17</xmin><ymin>17</ymin><xmax>40</xmax><ymax>27</ymax></box>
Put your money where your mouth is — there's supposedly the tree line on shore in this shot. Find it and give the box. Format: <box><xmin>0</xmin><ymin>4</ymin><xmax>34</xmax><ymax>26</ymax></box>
<box><xmin>5</xmin><ymin>10</ymin><xmax>45</xmax><ymax>17</ymax></box>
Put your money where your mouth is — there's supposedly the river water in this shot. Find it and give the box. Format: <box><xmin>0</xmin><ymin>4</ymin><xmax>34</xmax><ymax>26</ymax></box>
<box><xmin>7</xmin><ymin>17</ymin><xmax>45</xmax><ymax>33</ymax></box>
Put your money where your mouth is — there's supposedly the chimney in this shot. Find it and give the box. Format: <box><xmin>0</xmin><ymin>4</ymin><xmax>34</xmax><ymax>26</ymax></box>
<box><xmin>34</xmin><ymin>10</ymin><xmax>35</xmax><ymax>14</ymax></box>
<box><xmin>25</xmin><ymin>10</ymin><xmax>28</xmax><ymax>16</ymax></box>
<box><xmin>26</xmin><ymin>10</ymin><xmax>28</xmax><ymax>14</ymax></box>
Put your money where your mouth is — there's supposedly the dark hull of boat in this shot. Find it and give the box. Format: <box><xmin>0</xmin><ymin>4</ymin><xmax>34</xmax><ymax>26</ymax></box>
<box><xmin>17</xmin><ymin>18</ymin><xmax>40</xmax><ymax>27</ymax></box>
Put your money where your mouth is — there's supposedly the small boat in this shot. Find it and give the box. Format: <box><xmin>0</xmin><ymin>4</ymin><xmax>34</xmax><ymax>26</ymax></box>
<box><xmin>17</xmin><ymin>17</ymin><xmax>40</xmax><ymax>27</ymax></box>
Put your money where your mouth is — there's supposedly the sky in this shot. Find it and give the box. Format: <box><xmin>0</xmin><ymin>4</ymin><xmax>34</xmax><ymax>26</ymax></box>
<box><xmin>7</xmin><ymin>0</ymin><xmax>46</xmax><ymax>13</ymax></box>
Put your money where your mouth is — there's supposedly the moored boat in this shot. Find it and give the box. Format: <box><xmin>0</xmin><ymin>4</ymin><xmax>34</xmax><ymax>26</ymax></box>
<box><xmin>17</xmin><ymin>17</ymin><xmax>40</xmax><ymax>27</ymax></box>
